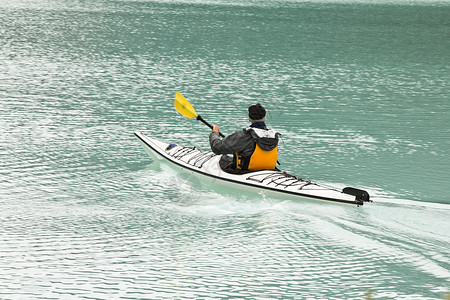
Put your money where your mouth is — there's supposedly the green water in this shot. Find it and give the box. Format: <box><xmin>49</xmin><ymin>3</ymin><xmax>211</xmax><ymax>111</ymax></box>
<box><xmin>1</xmin><ymin>0</ymin><xmax>449</xmax><ymax>298</ymax></box>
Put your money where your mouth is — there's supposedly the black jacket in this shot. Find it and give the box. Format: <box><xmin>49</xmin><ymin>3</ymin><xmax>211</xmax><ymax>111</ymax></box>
<box><xmin>209</xmin><ymin>127</ymin><xmax>279</xmax><ymax>158</ymax></box>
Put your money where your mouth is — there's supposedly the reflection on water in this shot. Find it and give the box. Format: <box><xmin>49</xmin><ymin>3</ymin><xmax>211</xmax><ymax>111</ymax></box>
<box><xmin>1</xmin><ymin>0</ymin><xmax>449</xmax><ymax>298</ymax></box>
<box><xmin>1</xmin><ymin>170</ymin><xmax>449</xmax><ymax>298</ymax></box>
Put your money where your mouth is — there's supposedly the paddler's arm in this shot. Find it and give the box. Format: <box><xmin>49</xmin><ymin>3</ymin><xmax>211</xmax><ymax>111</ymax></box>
<box><xmin>209</xmin><ymin>125</ymin><xmax>238</xmax><ymax>155</ymax></box>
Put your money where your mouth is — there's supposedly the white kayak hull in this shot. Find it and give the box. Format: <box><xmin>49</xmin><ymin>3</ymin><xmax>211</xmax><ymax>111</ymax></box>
<box><xmin>135</xmin><ymin>131</ymin><xmax>371</xmax><ymax>206</ymax></box>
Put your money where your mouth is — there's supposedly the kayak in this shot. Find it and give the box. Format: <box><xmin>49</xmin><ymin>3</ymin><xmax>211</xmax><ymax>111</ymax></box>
<box><xmin>134</xmin><ymin>131</ymin><xmax>371</xmax><ymax>206</ymax></box>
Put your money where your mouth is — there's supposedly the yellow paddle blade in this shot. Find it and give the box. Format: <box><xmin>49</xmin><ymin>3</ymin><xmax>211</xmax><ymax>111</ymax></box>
<box><xmin>174</xmin><ymin>92</ymin><xmax>198</xmax><ymax>119</ymax></box>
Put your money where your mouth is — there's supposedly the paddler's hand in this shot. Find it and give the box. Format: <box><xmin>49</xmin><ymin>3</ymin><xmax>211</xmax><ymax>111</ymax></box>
<box><xmin>212</xmin><ymin>124</ymin><xmax>220</xmax><ymax>133</ymax></box>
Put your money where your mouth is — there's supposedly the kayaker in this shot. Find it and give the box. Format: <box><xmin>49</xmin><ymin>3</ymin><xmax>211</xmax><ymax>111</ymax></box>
<box><xmin>209</xmin><ymin>103</ymin><xmax>280</xmax><ymax>172</ymax></box>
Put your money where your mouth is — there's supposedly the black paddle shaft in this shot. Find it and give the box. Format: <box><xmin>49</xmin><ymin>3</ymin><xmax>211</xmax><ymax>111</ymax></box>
<box><xmin>197</xmin><ymin>115</ymin><xmax>225</xmax><ymax>138</ymax></box>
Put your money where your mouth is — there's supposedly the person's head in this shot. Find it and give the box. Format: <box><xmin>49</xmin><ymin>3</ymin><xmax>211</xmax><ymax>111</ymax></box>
<box><xmin>248</xmin><ymin>103</ymin><xmax>266</xmax><ymax>123</ymax></box>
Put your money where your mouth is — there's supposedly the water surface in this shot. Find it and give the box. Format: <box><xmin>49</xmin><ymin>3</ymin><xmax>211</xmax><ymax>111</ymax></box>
<box><xmin>1</xmin><ymin>0</ymin><xmax>449</xmax><ymax>298</ymax></box>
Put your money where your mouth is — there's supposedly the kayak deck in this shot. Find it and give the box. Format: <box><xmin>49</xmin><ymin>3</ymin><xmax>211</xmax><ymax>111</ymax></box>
<box><xmin>135</xmin><ymin>131</ymin><xmax>371</xmax><ymax>206</ymax></box>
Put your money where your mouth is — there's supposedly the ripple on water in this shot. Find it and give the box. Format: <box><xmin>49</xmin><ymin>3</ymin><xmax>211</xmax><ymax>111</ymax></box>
<box><xmin>1</xmin><ymin>1</ymin><xmax>450</xmax><ymax>298</ymax></box>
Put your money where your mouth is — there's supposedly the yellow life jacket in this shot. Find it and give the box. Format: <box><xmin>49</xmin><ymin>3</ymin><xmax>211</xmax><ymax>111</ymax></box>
<box><xmin>236</xmin><ymin>145</ymin><xmax>278</xmax><ymax>170</ymax></box>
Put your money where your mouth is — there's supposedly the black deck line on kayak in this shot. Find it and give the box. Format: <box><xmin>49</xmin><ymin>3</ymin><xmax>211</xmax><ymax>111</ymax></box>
<box><xmin>172</xmin><ymin>147</ymin><xmax>197</xmax><ymax>159</ymax></box>
<box><xmin>246</xmin><ymin>172</ymin><xmax>314</xmax><ymax>190</ymax></box>
<box><xmin>186</xmin><ymin>151</ymin><xmax>216</xmax><ymax>168</ymax></box>
<box><xmin>135</xmin><ymin>132</ymin><xmax>364</xmax><ymax>206</ymax></box>
<box><xmin>168</xmin><ymin>146</ymin><xmax>216</xmax><ymax>168</ymax></box>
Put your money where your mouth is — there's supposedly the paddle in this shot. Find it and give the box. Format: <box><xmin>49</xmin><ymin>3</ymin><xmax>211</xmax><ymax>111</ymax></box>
<box><xmin>174</xmin><ymin>92</ymin><xmax>225</xmax><ymax>138</ymax></box>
